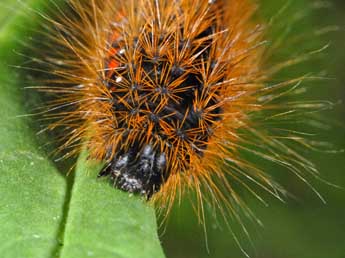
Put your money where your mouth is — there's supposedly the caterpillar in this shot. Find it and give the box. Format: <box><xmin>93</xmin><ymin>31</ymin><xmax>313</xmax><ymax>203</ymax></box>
<box><xmin>30</xmin><ymin>0</ymin><xmax>332</xmax><ymax>229</ymax></box>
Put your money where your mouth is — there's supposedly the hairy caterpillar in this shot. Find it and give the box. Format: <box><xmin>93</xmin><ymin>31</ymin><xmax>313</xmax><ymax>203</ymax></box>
<box><xmin>27</xmin><ymin>0</ymin><xmax>336</xmax><ymax>240</ymax></box>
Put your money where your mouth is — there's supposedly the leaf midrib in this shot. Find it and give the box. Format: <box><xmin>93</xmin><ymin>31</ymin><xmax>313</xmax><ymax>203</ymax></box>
<box><xmin>50</xmin><ymin>172</ymin><xmax>75</xmax><ymax>258</ymax></box>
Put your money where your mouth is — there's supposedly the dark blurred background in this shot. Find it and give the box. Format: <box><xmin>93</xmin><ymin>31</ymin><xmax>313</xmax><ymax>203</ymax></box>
<box><xmin>161</xmin><ymin>0</ymin><xmax>345</xmax><ymax>257</ymax></box>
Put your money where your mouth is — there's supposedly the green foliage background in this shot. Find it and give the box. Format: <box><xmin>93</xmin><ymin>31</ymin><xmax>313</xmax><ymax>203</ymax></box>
<box><xmin>0</xmin><ymin>0</ymin><xmax>344</xmax><ymax>258</ymax></box>
<box><xmin>163</xmin><ymin>1</ymin><xmax>345</xmax><ymax>257</ymax></box>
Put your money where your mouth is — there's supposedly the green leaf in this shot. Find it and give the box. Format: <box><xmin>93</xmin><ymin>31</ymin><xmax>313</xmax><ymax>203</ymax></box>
<box><xmin>0</xmin><ymin>1</ymin><xmax>165</xmax><ymax>258</ymax></box>
<box><xmin>0</xmin><ymin>51</ymin><xmax>67</xmax><ymax>258</ymax></box>
<box><xmin>60</xmin><ymin>154</ymin><xmax>165</xmax><ymax>258</ymax></box>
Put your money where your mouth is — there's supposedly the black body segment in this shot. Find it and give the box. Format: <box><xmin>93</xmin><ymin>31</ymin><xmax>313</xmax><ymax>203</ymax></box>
<box><xmin>98</xmin><ymin>1</ymin><xmax>224</xmax><ymax>197</ymax></box>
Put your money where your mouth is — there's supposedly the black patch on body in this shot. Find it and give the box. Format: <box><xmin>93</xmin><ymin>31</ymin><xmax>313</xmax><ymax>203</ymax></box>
<box><xmin>99</xmin><ymin>5</ymin><xmax>224</xmax><ymax>198</ymax></box>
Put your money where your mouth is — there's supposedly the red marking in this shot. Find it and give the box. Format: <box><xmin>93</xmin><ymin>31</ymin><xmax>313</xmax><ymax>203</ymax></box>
<box><xmin>108</xmin><ymin>59</ymin><xmax>120</xmax><ymax>70</ymax></box>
